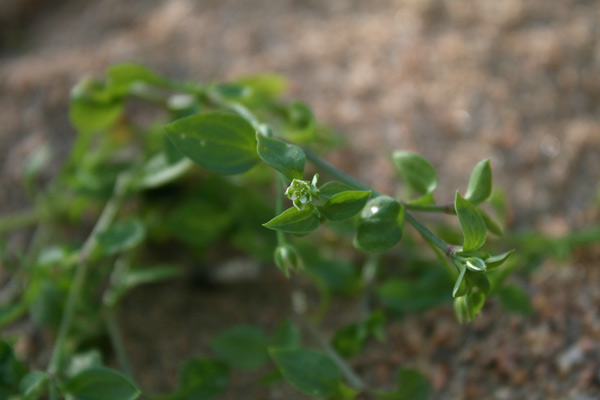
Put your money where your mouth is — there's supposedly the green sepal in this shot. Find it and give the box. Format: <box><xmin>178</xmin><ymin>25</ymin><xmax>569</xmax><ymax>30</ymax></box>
<box><xmin>164</xmin><ymin>113</ymin><xmax>260</xmax><ymax>175</ymax></box>
<box><xmin>263</xmin><ymin>206</ymin><xmax>320</xmax><ymax>234</ymax></box>
<box><xmin>454</xmin><ymin>192</ymin><xmax>487</xmax><ymax>252</ymax></box>
<box><xmin>465</xmin><ymin>159</ymin><xmax>492</xmax><ymax>205</ymax></box>
<box><xmin>256</xmin><ymin>133</ymin><xmax>305</xmax><ymax>180</ymax></box>
<box><xmin>318</xmin><ymin>191</ymin><xmax>371</xmax><ymax>221</ymax></box>
<box><xmin>354</xmin><ymin>196</ymin><xmax>405</xmax><ymax>254</ymax></box>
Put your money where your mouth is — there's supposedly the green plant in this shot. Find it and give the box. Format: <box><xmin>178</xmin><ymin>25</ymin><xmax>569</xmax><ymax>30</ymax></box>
<box><xmin>0</xmin><ymin>63</ymin><xmax>519</xmax><ymax>400</ymax></box>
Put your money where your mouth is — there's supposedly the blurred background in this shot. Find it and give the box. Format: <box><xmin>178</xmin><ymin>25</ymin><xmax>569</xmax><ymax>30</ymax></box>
<box><xmin>1</xmin><ymin>0</ymin><xmax>600</xmax><ymax>399</ymax></box>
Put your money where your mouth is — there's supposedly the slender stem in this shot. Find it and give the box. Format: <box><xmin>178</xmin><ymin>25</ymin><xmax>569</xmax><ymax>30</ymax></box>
<box><xmin>404</xmin><ymin>202</ymin><xmax>456</xmax><ymax>215</ymax></box>
<box><xmin>104</xmin><ymin>308</ymin><xmax>134</xmax><ymax>380</ymax></box>
<box><xmin>299</xmin><ymin>316</ymin><xmax>368</xmax><ymax>393</ymax></box>
<box><xmin>0</xmin><ymin>209</ymin><xmax>40</xmax><ymax>234</ymax></box>
<box><xmin>48</xmin><ymin>172</ymin><xmax>132</xmax><ymax>374</ymax></box>
<box><xmin>275</xmin><ymin>173</ymin><xmax>287</xmax><ymax>245</ymax></box>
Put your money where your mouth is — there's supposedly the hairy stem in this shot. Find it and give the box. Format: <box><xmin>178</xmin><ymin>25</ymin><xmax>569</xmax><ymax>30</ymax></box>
<box><xmin>48</xmin><ymin>172</ymin><xmax>132</xmax><ymax>374</ymax></box>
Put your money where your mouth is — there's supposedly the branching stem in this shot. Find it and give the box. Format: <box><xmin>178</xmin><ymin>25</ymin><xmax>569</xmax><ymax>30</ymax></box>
<box><xmin>48</xmin><ymin>172</ymin><xmax>132</xmax><ymax>374</ymax></box>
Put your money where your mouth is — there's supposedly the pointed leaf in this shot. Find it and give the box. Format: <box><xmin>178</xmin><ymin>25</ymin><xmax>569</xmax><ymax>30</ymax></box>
<box><xmin>269</xmin><ymin>348</ymin><xmax>357</xmax><ymax>399</ymax></box>
<box><xmin>465</xmin><ymin>159</ymin><xmax>492</xmax><ymax>205</ymax></box>
<box><xmin>454</xmin><ymin>192</ymin><xmax>487</xmax><ymax>251</ymax></box>
<box><xmin>263</xmin><ymin>206</ymin><xmax>320</xmax><ymax>234</ymax></box>
<box><xmin>256</xmin><ymin>134</ymin><xmax>305</xmax><ymax>180</ymax></box>
<box><xmin>211</xmin><ymin>325</ymin><xmax>268</xmax><ymax>371</ymax></box>
<box><xmin>107</xmin><ymin>63</ymin><xmax>165</xmax><ymax>94</ymax></box>
<box><xmin>354</xmin><ymin>196</ymin><xmax>404</xmax><ymax>253</ymax></box>
<box><xmin>485</xmin><ymin>250</ymin><xmax>515</xmax><ymax>271</ymax></box>
<box><xmin>392</xmin><ymin>151</ymin><xmax>438</xmax><ymax>196</ymax></box>
<box><xmin>164</xmin><ymin>113</ymin><xmax>259</xmax><ymax>175</ymax></box>
<box><xmin>19</xmin><ymin>371</ymin><xmax>48</xmax><ymax>400</ymax></box>
<box><xmin>63</xmin><ymin>367</ymin><xmax>140</xmax><ymax>400</ymax></box>
<box><xmin>318</xmin><ymin>191</ymin><xmax>371</xmax><ymax>221</ymax></box>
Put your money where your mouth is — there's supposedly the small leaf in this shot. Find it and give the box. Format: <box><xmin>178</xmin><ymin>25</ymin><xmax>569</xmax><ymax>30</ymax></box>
<box><xmin>134</xmin><ymin>153</ymin><xmax>193</xmax><ymax>190</ymax></box>
<box><xmin>211</xmin><ymin>325</ymin><xmax>269</xmax><ymax>371</ymax></box>
<box><xmin>354</xmin><ymin>196</ymin><xmax>404</xmax><ymax>253</ymax></box>
<box><xmin>377</xmin><ymin>368</ymin><xmax>430</xmax><ymax>400</ymax></box>
<box><xmin>318</xmin><ymin>182</ymin><xmax>354</xmax><ymax>199</ymax></box>
<box><xmin>97</xmin><ymin>219</ymin><xmax>146</xmax><ymax>256</ymax></box>
<box><xmin>269</xmin><ymin>348</ymin><xmax>357</xmax><ymax>399</ymax></box>
<box><xmin>454</xmin><ymin>192</ymin><xmax>487</xmax><ymax>252</ymax></box>
<box><xmin>70</xmin><ymin>99</ymin><xmax>123</xmax><ymax>136</ymax></box>
<box><xmin>64</xmin><ymin>351</ymin><xmax>103</xmax><ymax>379</ymax></box>
<box><xmin>19</xmin><ymin>371</ymin><xmax>48</xmax><ymax>400</ymax></box>
<box><xmin>485</xmin><ymin>250</ymin><xmax>515</xmax><ymax>271</ymax></box>
<box><xmin>256</xmin><ymin>134</ymin><xmax>305</xmax><ymax>180</ymax></box>
<box><xmin>477</xmin><ymin>209</ymin><xmax>504</xmax><ymax>236</ymax></box>
<box><xmin>498</xmin><ymin>285</ymin><xmax>533</xmax><ymax>315</ymax></box>
<box><xmin>164</xmin><ymin>113</ymin><xmax>259</xmax><ymax>175</ymax></box>
<box><xmin>263</xmin><ymin>206</ymin><xmax>320</xmax><ymax>234</ymax></box>
<box><xmin>272</xmin><ymin>319</ymin><xmax>301</xmax><ymax>349</ymax></box>
<box><xmin>237</xmin><ymin>74</ymin><xmax>287</xmax><ymax>105</ymax></box>
<box><xmin>392</xmin><ymin>151</ymin><xmax>438</xmax><ymax>197</ymax></box>
<box><xmin>63</xmin><ymin>367</ymin><xmax>140</xmax><ymax>400</ymax></box>
<box><xmin>318</xmin><ymin>191</ymin><xmax>371</xmax><ymax>221</ymax></box>
<box><xmin>107</xmin><ymin>63</ymin><xmax>165</xmax><ymax>94</ymax></box>
<box><xmin>465</xmin><ymin>159</ymin><xmax>492</xmax><ymax>205</ymax></box>
<box><xmin>164</xmin><ymin>359</ymin><xmax>229</xmax><ymax>400</ymax></box>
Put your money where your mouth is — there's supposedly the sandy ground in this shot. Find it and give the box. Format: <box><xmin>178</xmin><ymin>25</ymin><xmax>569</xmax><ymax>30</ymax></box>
<box><xmin>1</xmin><ymin>0</ymin><xmax>600</xmax><ymax>399</ymax></box>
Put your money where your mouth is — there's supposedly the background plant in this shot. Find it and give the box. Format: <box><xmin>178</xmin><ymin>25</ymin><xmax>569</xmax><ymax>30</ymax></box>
<box><xmin>0</xmin><ymin>63</ymin><xmax>536</xmax><ymax>400</ymax></box>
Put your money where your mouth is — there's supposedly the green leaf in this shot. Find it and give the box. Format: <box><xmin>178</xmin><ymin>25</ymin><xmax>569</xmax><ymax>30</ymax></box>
<box><xmin>107</xmin><ymin>63</ymin><xmax>165</xmax><ymax>94</ymax></box>
<box><xmin>272</xmin><ymin>319</ymin><xmax>301</xmax><ymax>349</ymax></box>
<box><xmin>354</xmin><ymin>196</ymin><xmax>404</xmax><ymax>253</ymax></box>
<box><xmin>305</xmin><ymin>260</ymin><xmax>361</xmax><ymax>295</ymax></box>
<box><xmin>263</xmin><ymin>206</ymin><xmax>320</xmax><ymax>234</ymax></box>
<box><xmin>318</xmin><ymin>182</ymin><xmax>354</xmax><ymax>199</ymax></box>
<box><xmin>465</xmin><ymin>159</ymin><xmax>492</xmax><ymax>205</ymax></box>
<box><xmin>211</xmin><ymin>325</ymin><xmax>269</xmax><ymax>371</ymax></box>
<box><xmin>164</xmin><ymin>113</ymin><xmax>259</xmax><ymax>175</ymax></box>
<box><xmin>454</xmin><ymin>192</ymin><xmax>487</xmax><ymax>252</ymax></box>
<box><xmin>269</xmin><ymin>348</ymin><xmax>357</xmax><ymax>399</ymax></box>
<box><xmin>63</xmin><ymin>367</ymin><xmax>140</xmax><ymax>400</ymax></box>
<box><xmin>485</xmin><ymin>250</ymin><xmax>515</xmax><ymax>271</ymax></box>
<box><xmin>237</xmin><ymin>74</ymin><xmax>287</xmax><ymax>105</ymax></box>
<box><xmin>498</xmin><ymin>285</ymin><xmax>533</xmax><ymax>315</ymax></box>
<box><xmin>70</xmin><ymin>99</ymin><xmax>123</xmax><ymax>136</ymax></box>
<box><xmin>377</xmin><ymin>369</ymin><xmax>430</xmax><ymax>400</ymax></box>
<box><xmin>392</xmin><ymin>151</ymin><xmax>438</xmax><ymax>197</ymax></box>
<box><xmin>331</xmin><ymin>325</ymin><xmax>366</xmax><ymax>359</ymax></box>
<box><xmin>318</xmin><ymin>191</ymin><xmax>370</xmax><ymax>221</ymax></box>
<box><xmin>19</xmin><ymin>371</ymin><xmax>48</xmax><ymax>400</ymax></box>
<box><xmin>0</xmin><ymin>341</ymin><xmax>27</xmax><ymax>390</ymax></box>
<box><xmin>477</xmin><ymin>209</ymin><xmax>503</xmax><ymax>236</ymax></box>
<box><xmin>64</xmin><ymin>351</ymin><xmax>103</xmax><ymax>379</ymax></box>
<box><xmin>162</xmin><ymin>359</ymin><xmax>229</xmax><ymax>400</ymax></box>
<box><xmin>256</xmin><ymin>134</ymin><xmax>305</xmax><ymax>180</ymax></box>
<box><xmin>285</xmin><ymin>102</ymin><xmax>316</xmax><ymax>141</ymax></box>
<box><xmin>97</xmin><ymin>219</ymin><xmax>146</xmax><ymax>256</ymax></box>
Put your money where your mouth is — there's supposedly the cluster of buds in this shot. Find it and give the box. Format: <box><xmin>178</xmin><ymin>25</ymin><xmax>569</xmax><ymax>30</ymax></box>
<box><xmin>284</xmin><ymin>174</ymin><xmax>320</xmax><ymax>210</ymax></box>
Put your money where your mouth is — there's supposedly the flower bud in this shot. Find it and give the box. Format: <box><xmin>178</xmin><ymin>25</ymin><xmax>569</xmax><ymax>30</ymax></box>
<box><xmin>274</xmin><ymin>244</ymin><xmax>302</xmax><ymax>277</ymax></box>
<box><xmin>465</xmin><ymin>257</ymin><xmax>487</xmax><ymax>272</ymax></box>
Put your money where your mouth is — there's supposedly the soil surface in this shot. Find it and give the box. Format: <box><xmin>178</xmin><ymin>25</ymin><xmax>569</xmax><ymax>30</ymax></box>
<box><xmin>2</xmin><ymin>0</ymin><xmax>600</xmax><ymax>399</ymax></box>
